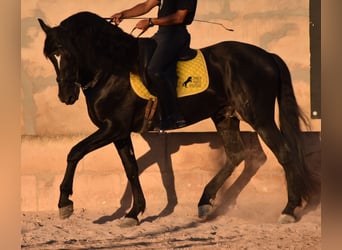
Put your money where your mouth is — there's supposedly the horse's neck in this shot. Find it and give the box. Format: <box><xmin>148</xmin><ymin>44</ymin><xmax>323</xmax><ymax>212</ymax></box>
<box><xmin>84</xmin><ymin>71</ymin><xmax>130</xmax><ymax>97</ymax></box>
<box><xmin>81</xmin><ymin>72</ymin><xmax>113</xmax><ymax>111</ymax></box>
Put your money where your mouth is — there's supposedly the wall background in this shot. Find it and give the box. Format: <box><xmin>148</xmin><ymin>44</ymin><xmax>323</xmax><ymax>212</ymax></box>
<box><xmin>21</xmin><ymin>0</ymin><xmax>320</xmax><ymax>135</ymax></box>
<box><xmin>21</xmin><ymin>0</ymin><xmax>321</xmax><ymax>212</ymax></box>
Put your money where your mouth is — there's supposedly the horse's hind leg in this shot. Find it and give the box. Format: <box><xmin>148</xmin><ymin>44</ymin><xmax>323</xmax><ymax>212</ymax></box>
<box><xmin>255</xmin><ymin>122</ymin><xmax>302</xmax><ymax>223</ymax></box>
<box><xmin>198</xmin><ymin>115</ymin><xmax>245</xmax><ymax>218</ymax></box>
<box><xmin>214</xmin><ymin>132</ymin><xmax>267</xmax><ymax>213</ymax></box>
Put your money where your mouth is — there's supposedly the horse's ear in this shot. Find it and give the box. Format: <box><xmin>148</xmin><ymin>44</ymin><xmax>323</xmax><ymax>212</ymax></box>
<box><xmin>38</xmin><ymin>18</ymin><xmax>51</xmax><ymax>33</ymax></box>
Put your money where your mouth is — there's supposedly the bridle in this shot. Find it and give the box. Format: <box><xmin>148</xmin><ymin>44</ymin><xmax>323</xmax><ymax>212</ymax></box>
<box><xmin>48</xmin><ymin>54</ymin><xmax>89</xmax><ymax>90</ymax></box>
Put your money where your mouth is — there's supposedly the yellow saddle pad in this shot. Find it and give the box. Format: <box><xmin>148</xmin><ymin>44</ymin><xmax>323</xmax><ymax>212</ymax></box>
<box><xmin>130</xmin><ymin>50</ymin><xmax>209</xmax><ymax>100</ymax></box>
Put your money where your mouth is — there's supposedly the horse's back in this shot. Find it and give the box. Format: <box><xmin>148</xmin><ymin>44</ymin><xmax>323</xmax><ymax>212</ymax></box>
<box><xmin>200</xmin><ymin>41</ymin><xmax>283</xmax><ymax>124</ymax></box>
<box><xmin>202</xmin><ymin>40</ymin><xmax>281</xmax><ymax>90</ymax></box>
<box><xmin>201</xmin><ymin>40</ymin><xmax>275</xmax><ymax>68</ymax></box>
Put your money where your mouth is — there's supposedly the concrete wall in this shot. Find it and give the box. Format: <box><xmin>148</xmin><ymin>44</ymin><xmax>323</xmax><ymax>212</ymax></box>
<box><xmin>21</xmin><ymin>1</ymin><xmax>321</xmax><ymax>212</ymax></box>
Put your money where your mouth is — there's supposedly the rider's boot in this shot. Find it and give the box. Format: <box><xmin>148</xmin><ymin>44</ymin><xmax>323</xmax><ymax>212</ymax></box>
<box><xmin>152</xmin><ymin>74</ymin><xmax>186</xmax><ymax>130</ymax></box>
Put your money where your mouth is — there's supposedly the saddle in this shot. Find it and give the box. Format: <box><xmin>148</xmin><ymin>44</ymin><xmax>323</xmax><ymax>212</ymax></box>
<box><xmin>132</xmin><ymin>39</ymin><xmax>209</xmax><ymax>132</ymax></box>
<box><xmin>138</xmin><ymin>39</ymin><xmax>197</xmax><ymax>94</ymax></box>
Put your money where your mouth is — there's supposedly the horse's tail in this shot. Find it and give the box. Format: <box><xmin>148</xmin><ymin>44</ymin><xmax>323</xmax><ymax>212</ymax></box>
<box><xmin>271</xmin><ymin>53</ymin><xmax>318</xmax><ymax>203</ymax></box>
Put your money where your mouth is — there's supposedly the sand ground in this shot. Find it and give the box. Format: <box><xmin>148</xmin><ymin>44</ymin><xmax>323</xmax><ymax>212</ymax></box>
<box><xmin>22</xmin><ymin>197</ymin><xmax>321</xmax><ymax>249</ymax></box>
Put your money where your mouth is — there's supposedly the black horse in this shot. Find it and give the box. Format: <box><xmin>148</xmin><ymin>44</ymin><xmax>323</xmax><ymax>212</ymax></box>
<box><xmin>38</xmin><ymin>11</ymin><xmax>316</xmax><ymax>226</ymax></box>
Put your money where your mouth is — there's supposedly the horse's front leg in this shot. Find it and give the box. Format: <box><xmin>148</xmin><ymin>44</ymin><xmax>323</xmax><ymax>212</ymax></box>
<box><xmin>114</xmin><ymin>138</ymin><xmax>146</xmax><ymax>227</ymax></box>
<box><xmin>58</xmin><ymin>128</ymin><xmax>115</xmax><ymax>219</ymax></box>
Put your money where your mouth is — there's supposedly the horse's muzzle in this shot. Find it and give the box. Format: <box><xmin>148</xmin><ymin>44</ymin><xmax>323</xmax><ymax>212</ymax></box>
<box><xmin>58</xmin><ymin>83</ymin><xmax>80</xmax><ymax>105</ymax></box>
<box><xmin>62</xmin><ymin>95</ymin><xmax>78</xmax><ymax>105</ymax></box>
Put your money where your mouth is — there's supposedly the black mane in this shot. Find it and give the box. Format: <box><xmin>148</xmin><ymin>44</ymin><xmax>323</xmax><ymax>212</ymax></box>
<box><xmin>59</xmin><ymin>11</ymin><xmax>139</xmax><ymax>74</ymax></box>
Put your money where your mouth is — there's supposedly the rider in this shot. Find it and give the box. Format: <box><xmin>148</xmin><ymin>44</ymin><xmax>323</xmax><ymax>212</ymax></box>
<box><xmin>111</xmin><ymin>0</ymin><xmax>197</xmax><ymax>130</ymax></box>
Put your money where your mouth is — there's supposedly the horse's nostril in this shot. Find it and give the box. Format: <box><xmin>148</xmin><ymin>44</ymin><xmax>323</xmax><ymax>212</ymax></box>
<box><xmin>66</xmin><ymin>95</ymin><xmax>77</xmax><ymax>104</ymax></box>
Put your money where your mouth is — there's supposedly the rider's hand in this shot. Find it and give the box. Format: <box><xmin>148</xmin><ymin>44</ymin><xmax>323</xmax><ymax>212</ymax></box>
<box><xmin>110</xmin><ymin>12</ymin><xmax>123</xmax><ymax>25</ymax></box>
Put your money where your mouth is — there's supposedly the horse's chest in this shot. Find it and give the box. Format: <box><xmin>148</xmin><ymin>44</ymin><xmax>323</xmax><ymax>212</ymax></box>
<box><xmin>86</xmin><ymin>98</ymin><xmax>108</xmax><ymax>125</ymax></box>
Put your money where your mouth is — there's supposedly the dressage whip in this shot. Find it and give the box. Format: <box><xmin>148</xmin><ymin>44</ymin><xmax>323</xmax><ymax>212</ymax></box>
<box><xmin>193</xmin><ymin>19</ymin><xmax>234</xmax><ymax>32</ymax></box>
<box><xmin>104</xmin><ymin>17</ymin><xmax>234</xmax><ymax>32</ymax></box>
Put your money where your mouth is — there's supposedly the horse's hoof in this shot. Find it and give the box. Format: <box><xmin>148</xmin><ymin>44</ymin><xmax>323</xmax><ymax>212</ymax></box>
<box><xmin>119</xmin><ymin>217</ymin><xmax>139</xmax><ymax>228</ymax></box>
<box><xmin>198</xmin><ymin>204</ymin><xmax>212</xmax><ymax>219</ymax></box>
<box><xmin>278</xmin><ymin>214</ymin><xmax>296</xmax><ymax>224</ymax></box>
<box><xmin>59</xmin><ymin>204</ymin><xmax>74</xmax><ymax>219</ymax></box>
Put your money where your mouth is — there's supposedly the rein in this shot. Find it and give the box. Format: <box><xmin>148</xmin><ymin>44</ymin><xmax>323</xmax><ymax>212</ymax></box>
<box><xmin>103</xmin><ymin>17</ymin><xmax>147</xmax><ymax>37</ymax></box>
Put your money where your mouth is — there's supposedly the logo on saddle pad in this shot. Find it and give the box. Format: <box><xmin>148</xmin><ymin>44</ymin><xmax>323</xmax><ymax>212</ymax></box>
<box><xmin>130</xmin><ymin>50</ymin><xmax>209</xmax><ymax>100</ymax></box>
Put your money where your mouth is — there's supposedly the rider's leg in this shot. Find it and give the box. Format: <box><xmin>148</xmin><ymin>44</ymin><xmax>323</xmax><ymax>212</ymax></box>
<box><xmin>147</xmin><ymin>29</ymin><xmax>190</xmax><ymax>130</ymax></box>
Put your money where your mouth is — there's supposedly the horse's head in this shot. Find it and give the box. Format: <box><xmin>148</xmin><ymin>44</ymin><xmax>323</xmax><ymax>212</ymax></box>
<box><xmin>38</xmin><ymin>18</ymin><xmax>80</xmax><ymax>105</ymax></box>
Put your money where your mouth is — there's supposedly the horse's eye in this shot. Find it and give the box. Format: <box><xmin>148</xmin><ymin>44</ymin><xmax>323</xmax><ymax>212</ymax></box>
<box><xmin>54</xmin><ymin>44</ymin><xmax>63</xmax><ymax>56</ymax></box>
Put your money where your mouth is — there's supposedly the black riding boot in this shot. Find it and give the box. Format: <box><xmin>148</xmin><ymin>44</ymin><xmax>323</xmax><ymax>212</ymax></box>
<box><xmin>150</xmin><ymin>73</ymin><xmax>186</xmax><ymax>130</ymax></box>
